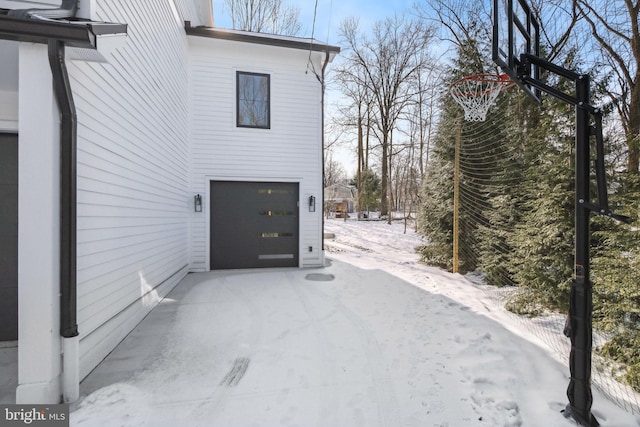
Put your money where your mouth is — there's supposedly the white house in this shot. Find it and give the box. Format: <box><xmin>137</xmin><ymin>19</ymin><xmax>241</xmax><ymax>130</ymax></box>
<box><xmin>0</xmin><ymin>0</ymin><xmax>338</xmax><ymax>404</ymax></box>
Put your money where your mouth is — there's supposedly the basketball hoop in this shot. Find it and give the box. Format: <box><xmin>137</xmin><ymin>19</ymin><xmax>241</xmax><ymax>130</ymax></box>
<box><xmin>449</xmin><ymin>74</ymin><xmax>514</xmax><ymax>122</ymax></box>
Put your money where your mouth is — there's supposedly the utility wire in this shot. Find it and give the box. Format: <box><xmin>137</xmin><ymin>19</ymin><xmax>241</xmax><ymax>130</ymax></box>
<box><xmin>326</xmin><ymin>0</ymin><xmax>333</xmax><ymax>43</ymax></box>
<box><xmin>306</xmin><ymin>0</ymin><xmax>320</xmax><ymax>75</ymax></box>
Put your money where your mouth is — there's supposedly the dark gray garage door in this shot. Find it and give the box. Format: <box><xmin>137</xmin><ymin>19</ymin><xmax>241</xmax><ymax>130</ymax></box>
<box><xmin>0</xmin><ymin>133</ymin><xmax>18</xmax><ymax>341</ymax></box>
<box><xmin>211</xmin><ymin>181</ymin><xmax>299</xmax><ymax>269</ymax></box>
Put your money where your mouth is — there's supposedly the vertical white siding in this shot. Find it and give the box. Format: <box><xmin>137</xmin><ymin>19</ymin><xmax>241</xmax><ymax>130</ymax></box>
<box><xmin>69</xmin><ymin>0</ymin><xmax>191</xmax><ymax>378</ymax></box>
<box><xmin>188</xmin><ymin>36</ymin><xmax>325</xmax><ymax>270</ymax></box>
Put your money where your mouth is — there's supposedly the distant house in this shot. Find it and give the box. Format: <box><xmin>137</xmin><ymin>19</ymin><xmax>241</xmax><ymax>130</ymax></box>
<box><xmin>0</xmin><ymin>0</ymin><xmax>338</xmax><ymax>404</ymax></box>
<box><xmin>325</xmin><ymin>183</ymin><xmax>356</xmax><ymax>216</ymax></box>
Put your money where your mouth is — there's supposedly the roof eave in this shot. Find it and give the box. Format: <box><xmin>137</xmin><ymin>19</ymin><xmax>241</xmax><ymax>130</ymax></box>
<box><xmin>186</xmin><ymin>25</ymin><xmax>340</xmax><ymax>55</ymax></box>
<box><xmin>0</xmin><ymin>14</ymin><xmax>127</xmax><ymax>49</ymax></box>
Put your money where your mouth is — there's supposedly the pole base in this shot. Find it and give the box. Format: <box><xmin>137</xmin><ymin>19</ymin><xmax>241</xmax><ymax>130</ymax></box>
<box><xmin>562</xmin><ymin>404</ymin><xmax>600</xmax><ymax>427</ymax></box>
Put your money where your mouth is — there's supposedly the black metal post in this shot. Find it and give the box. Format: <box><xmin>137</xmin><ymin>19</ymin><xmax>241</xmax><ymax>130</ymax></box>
<box><xmin>566</xmin><ymin>74</ymin><xmax>599</xmax><ymax>427</ymax></box>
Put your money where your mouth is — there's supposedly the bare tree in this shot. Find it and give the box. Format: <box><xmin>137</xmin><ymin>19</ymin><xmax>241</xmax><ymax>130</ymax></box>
<box><xmin>419</xmin><ymin>0</ymin><xmax>493</xmax><ymax>72</ymax></box>
<box><xmin>419</xmin><ymin>0</ymin><xmax>582</xmax><ymax>74</ymax></box>
<box><xmin>339</xmin><ymin>15</ymin><xmax>436</xmax><ymax>220</ymax></box>
<box><xmin>390</xmin><ymin>145</ymin><xmax>421</xmax><ymax>231</ymax></box>
<box><xmin>423</xmin><ymin>0</ymin><xmax>639</xmax><ymax>174</ymax></box>
<box><xmin>573</xmin><ymin>0</ymin><xmax>640</xmax><ymax>174</ymax></box>
<box><xmin>526</xmin><ymin>0</ymin><xmax>580</xmax><ymax>63</ymax></box>
<box><xmin>324</xmin><ymin>154</ymin><xmax>347</xmax><ymax>188</ymax></box>
<box><xmin>223</xmin><ymin>0</ymin><xmax>301</xmax><ymax>36</ymax></box>
<box><xmin>404</xmin><ymin>61</ymin><xmax>443</xmax><ymax>179</ymax></box>
<box><xmin>332</xmin><ymin>60</ymin><xmax>375</xmax><ymax>219</ymax></box>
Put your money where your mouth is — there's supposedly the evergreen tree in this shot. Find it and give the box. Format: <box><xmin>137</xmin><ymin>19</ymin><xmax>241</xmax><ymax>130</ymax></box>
<box><xmin>417</xmin><ymin>28</ymin><xmax>489</xmax><ymax>272</ymax></box>
<box><xmin>591</xmin><ymin>157</ymin><xmax>640</xmax><ymax>392</ymax></box>
<box><xmin>419</xmin><ymin>37</ymin><xmax>578</xmax><ymax>303</ymax></box>
<box><xmin>460</xmin><ymin>89</ymin><xmax>526</xmax><ymax>282</ymax></box>
<box><xmin>351</xmin><ymin>168</ymin><xmax>381</xmax><ymax>214</ymax></box>
<box><xmin>506</xmin><ymin>88</ymin><xmax>576</xmax><ymax>312</ymax></box>
<box><xmin>417</xmin><ymin>118</ymin><xmax>455</xmax><ymax>269</ymax></box>
<box><xmin>415</xmin><ymin>0</ymin><xmax>640</xmax><ymax>396</ymax></box>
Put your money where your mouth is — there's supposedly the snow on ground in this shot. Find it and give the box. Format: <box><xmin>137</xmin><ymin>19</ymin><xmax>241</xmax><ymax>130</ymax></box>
<box><xmin>325</xmin><ymin>218</ymin><xmax>563</xmax><ymax>352</ymax></box>
<box><xmin>326</xmin><ymin>218</ymin><xmax>640</xmax><ymax>410</ymax></box>
<box><xmin>70</xmin><ymin>218</ymin><xmax>640</xmax><ymax>426</ymax></box>
<box><xmin>325</xmin><ymin>217</ymin><xmax>640</xmax><ymax>419</ymax></box>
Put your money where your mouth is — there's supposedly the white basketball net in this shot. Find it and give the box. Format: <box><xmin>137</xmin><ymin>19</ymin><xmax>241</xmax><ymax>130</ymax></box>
<box><xmin>450</xmin><ymin>74</ymin><xmax>513</xmax><ymax>122</ymax></box>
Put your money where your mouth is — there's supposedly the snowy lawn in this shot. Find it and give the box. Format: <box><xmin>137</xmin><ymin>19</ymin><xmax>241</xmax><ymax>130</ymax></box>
<box><xmin>70</xmin><ymin>218</ymin><xmax>639</xmax><ymax>426</ymax></box>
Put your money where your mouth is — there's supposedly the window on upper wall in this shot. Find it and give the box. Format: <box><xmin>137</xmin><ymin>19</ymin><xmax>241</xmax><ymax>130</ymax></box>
<box><xmin>237</xmin><ymin>71</ymin><xmax>270</xmax><ymax>129</ymax></box>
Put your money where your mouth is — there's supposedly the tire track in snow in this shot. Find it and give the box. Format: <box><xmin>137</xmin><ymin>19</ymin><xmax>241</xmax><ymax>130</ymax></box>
<box><xmin>287</xmin><ymin>274</ymin><xmax>341</xmax><ymax>427</ymax></box>
<box><xmin>297</xmin><ymin>275</ymin><xmax>402</xmax><ymax>427</ymax></box>
<box><xmin>188</xmin><ymin>276</ymin><xmax>266</xmax><ymax>420</ymax></box>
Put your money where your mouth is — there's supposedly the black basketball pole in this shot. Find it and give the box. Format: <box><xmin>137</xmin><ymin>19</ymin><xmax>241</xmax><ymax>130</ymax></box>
<box><xmin>565</xmin><ymin>74</ymin><xmax>599</xmax><ymax>427</ymax></box>
<box><xmin>493</xmin><ymin>0</ymin><xmax>631</xmax><ymax>420</ymax></box>
<box><xmin>515</xmin><ymin>55</ymin><xmax>618</xmax><ymax>426</ymax></box>
<box><xmin>520</xmin><ymin>61</ymin><xmax>630</xmax><ymax>425</ymax></box>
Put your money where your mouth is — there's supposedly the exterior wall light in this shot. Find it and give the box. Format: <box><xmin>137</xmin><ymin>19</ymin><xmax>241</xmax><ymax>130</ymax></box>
<box><xmin>194</xmin><ymin>194</ymin><xmax>202</xmax><ymax>212</ymax></box>
<box><xmin>309</xmin><ymin>195</ymin><xmax>316</xmax><ymax>212</ymax></box>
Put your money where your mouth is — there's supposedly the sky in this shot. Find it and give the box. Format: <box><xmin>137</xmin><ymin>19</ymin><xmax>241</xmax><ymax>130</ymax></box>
<box><xmin>211</xmin><ymin>0</ymin><xmax>419</xmax><ymax>46</ymax></box>
<box><xmin>71</xmin><ymin>218</ymin><xmax>640</xmax><ymax>426</ymax></box>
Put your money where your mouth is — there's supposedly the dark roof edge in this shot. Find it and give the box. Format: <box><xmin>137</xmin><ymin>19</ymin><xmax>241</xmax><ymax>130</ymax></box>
<box><xmin>186</xmin><ymin>25</ymin><xmax>340</xmax><ymax>54</ymax></box>
<box><xmin>0</xmin><ymin>14</ymin><xmax>127</xmax><ymax>48</ymax></box>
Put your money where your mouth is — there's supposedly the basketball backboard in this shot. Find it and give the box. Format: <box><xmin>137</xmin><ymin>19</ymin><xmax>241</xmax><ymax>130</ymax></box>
<box><xmin>492</xmin><ymin>0</ymin><xmax>541</xmax><ymax>102</ymax></box>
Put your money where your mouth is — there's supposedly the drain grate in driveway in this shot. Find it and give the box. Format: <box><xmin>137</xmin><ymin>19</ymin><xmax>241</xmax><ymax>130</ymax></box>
<box><xmin>219</xmin><ymin>357</ymin><xmax>250</xmax><ymax>387</ymax></box>
<box><xmin>305</xmin><ymin>273</ymin><xmax>335</xmax><ymax>282</ymax></box>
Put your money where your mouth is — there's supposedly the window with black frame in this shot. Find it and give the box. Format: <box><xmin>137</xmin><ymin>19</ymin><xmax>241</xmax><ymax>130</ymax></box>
<box><xmin>236</xmin><ymin>71</ymin><xmax>270</xmax><ymax>129</ymax></box>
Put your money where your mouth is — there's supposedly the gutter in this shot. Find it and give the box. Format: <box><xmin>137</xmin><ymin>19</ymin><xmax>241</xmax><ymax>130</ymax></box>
<box><xmin>0</xmin><ymin>14</ymin><xmax>127</xmax><ymax>48</ymax></box>
<box><xmin>2</xmin><ymin>0</ymin><xmax>126</xmax><ymax>404</ymax></box>
<box><xmin>186</xmin><ymin>24</ymin><xmax>341</xmax><ymax>54</ymax></box>
<box><xmin>18</xmin><ymin>4</ymin><xmax>81</xmax><ymax>339</ymax></box>
<box><xmin>12</xmin><ymin>0</ymin><xmax>80</xmax><ymax>403</ymax></box>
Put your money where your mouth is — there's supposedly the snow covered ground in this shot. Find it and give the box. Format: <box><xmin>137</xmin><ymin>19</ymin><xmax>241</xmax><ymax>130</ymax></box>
<box><xmin>325</xmin><ymin>217</ymin><xmax>574</xmax><ymax>358</ymax></box>
<box><xmin>325</xmin><ymin>217</ymin><xmax>640</xmax><ymax>415</ymax></box>
<box><xmin>70</xmin><ymin>218</ymin><xmax>640</xmax><ymax>426</ymax></box>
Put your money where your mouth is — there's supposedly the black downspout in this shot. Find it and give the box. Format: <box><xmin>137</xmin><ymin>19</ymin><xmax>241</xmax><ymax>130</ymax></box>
<box><xmin>321</xmin><ymin>50</ymin><xmax>330</xmax><ymax>253</ymax></box>
<box><xmin>48</xmin><ymin>39</ymin><xmax>78</xmax><ymax>339</ymax></box>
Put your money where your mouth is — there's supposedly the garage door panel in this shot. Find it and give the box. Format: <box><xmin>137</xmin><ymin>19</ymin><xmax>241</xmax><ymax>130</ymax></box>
<box><xmin>0</xmin><ymin>287</ymin><xmax>17</xmax><ymax>341</ymax></box>
<box><xmin>0</xmin><ymin>133</ymin><xmax>17</xmax><ymax>341</ymax></box>
<box><xmin>0</xmin><ymin>235</ymin><xmax>18</xmax><ymax>288</ymax></box>
<box><xmin>211</xmin><ymin>181</ymin><xmax>299</xmax><ymax>269</ymax></box>
<box><xmin>0</xmin><ymin>185</ymin><xmax>18</xmax><ymax>231</ymax></box>
<box><xmin>213</xmin><ymin>228</ymin><xmax>255</xmax><ymax>269</ymax></box>
<box><xmin>259</xmin><ymin>221</ymin><xmax>291</xmax><ymax>231</ymax></box>
<box><xmin>0</xmin><ymin>138</ymin><xmax>17</xmax><ymax>184</ymax></box>
<box><xmin>257</xmin><ymin>234</ymin><xmax>296</xmax><ymax>255</ymax></box>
